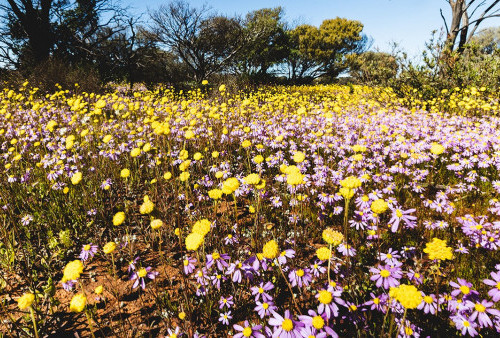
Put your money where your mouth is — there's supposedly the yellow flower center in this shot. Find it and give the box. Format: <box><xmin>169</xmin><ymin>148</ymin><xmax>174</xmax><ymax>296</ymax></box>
<box><xmin>262</xmin><ymin>302</ymin><xmax>269</xmax><ymax>309</ymax></box>
<box><xmin>84</xmin><ymin>244</ymin><xmax>91</xmax><ymax>251</ymax></box>
<box><xmin>463</xmin><ymin>320</ymin><xmax>470</xmax><ymax>327</ymax></box>
<box><xmin>380</xmin><ymin>269</ymin><xmax>390</xmax><ymax>278</ymax></box>
<box><xmin>349</xmin><ymin>304</ymin><xmax>357</xmax><ymax>311</ymax></box>
<box><xmin>183</xmin><ymin>259</ymin><xmax>189</xmax><ymax>266</ymax></box>
<box><xmin>212</xmin><ymin>252</ymin><xmax>220</xmax><ymax>260</ymax></box>
<box><xmin>242</xmin><ymin>327</ymin><xmax>253</xmax><ymax>337</ymax></box>
<box><xmin>296</xmin><ymin>269</ymin><xmax>304</xmax><ymax>277</ymax></box>
<box><xmin>258</xmin><ymin>287</ymin><xmax>264</xmax><ymax>294</ymax></box>
<box><xmin>373</xmin><ymin>297</ymin><xmax>380</xmax><ymax>304</ymax></box>
<box><xmin>282</xmin><ymin>319</ymin><xmax>293</xmax><ymax>332</ymax></box>
<box><xmin>474</xmin><ymin>303</ymin><xmax>486</xmax><ymax>312</ymax></box>
<box><xmin>424</xmin><ymin>296</ymin><xmax>433</xmax><ymax>304</ymax></box>
<box><xmin>386</xmin><ymin>253</ymin><xmax>392</xmax><ymax>259</ymax></box>
<box><xmin>396</xmin><ymin>209</ymin><xmax>403</xmax><ymax>218</ymax></box>
<box><xmin>497</xmin><ymin>282</ymin><xmax>500</xmax><ymax>290</ymax></box>
<box><xmin>312</xmin><ymin>315</ymin><xmax>325</xmax><ymax>329</ymax></box>
<box><xmin>318</xmin><ymin>290</ymin><xmax>332</xmax><ymax>304</ymax></box>
<box><xmin>137</xmin><ymin>268</ymin><xmax>147</xmax><ymax>278</ymax></box>
<box><xmin>460</xmin><ymin>285</ymin><xmax>470</xmax><ymax>294</ymax></box>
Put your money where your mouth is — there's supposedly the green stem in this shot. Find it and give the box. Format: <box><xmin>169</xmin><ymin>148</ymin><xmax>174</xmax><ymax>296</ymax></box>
<box><xmin>327</xmin><ymin>243</ymin><xmax>332</xmax><ymax>285</ymax></box>
<box><xmin>29</xmin><ymin>307</ymin><xmax>39</xmax><ymax>338</ymax></box>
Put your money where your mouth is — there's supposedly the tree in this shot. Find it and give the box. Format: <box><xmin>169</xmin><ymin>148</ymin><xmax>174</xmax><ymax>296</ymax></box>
<box><xmin>441</xmin><ymin>0</ymin><xmax>500</xmax><ymax>53</ymax></box>
<box><xmin>235</xmin><ymin>7</ymin><xmax>289</xmax><ymax>79</ymax></box>
<box><xmin>0</xmin><ymin>0</ymin><xmax>127</xmax><ymax>69</ymax></box>
<box><xmin>470</xmin><ymin>26</ymin><xmax>500</xmax><ymax>53</ymax></box>
<box><xmin>149</xmin><ymin>0</ymin><xmax>244</xmax><ymax>82</ymax></box>
<box><xmin>286</xmin><ymin>18</ymin><xmax>369</xmax><ymax>83</ymax></box>
<box><xmin>348</xmin><ymin>51</ymin><xmax>398</xmax><ymax>86</ymax></box>
<box><xmin>287</xmin><ymin>24</ymin><xmax>320</xmax><ymax>82</ymax></box>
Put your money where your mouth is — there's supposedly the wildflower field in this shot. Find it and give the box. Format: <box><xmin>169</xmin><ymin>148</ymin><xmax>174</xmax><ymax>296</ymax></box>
<box><xmin>1</xmin><ymin>83</ymin><xmax>500</xmax><ymax>337</ymax></box>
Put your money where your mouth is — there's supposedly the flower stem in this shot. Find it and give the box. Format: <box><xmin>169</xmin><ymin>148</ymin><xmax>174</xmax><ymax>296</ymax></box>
<box><xmin>29</xmin><ymin>307</ymin><xmax>39</xmax><ymax>338</ymax></box>
<box><xmin>277</xmin><ymin>260</ymin><xmax>301</xmax><ymax>315</ymax></box>
<box><xmin>327</xmin><ymin>243</ymin><xmax>332</xmax><ymax>285</ymax></box>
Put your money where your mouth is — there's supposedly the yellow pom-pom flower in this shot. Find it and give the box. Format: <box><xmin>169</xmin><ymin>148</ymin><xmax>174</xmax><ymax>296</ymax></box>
<box><xmin>69</xmin><ymin>293</ymin><xmax>87</xmax><ymax>313</ymax></box>
<box><xmin>208</xmin><ymin>188</ymin><xmax>223</xmax><ymax>200</ymax></box>
<box><xmin>103</xmin><ymin>242</ymin><xmax>116</xmax><ymax>254</ymax></box>
<box><xmin>130</xmin><ymin>148</ymin><xmax>141</xmax><ymax>157</ymax></box>
<box><xmin>262</xmin><ymin>240</ymin><xmax>279</xmax><ymax>259</ymax></box>
<box><xmin>340</xmin><ymin>176</ymin><xmax>361</xmax><ymax>189</ymax></box>
<box><xmin>222</xmin><ymin>177</ymin><xmax>240</xmax><ymax>194</ymax></box>
<box><xmin>371</xmin><ymin>199</ymin><xmax>388</xmax><ymax>214</ymax></box>
<box><xmin>62</xmin><ymin>260</ymin><xmax>84</xmax><ymax>282</ymax></box>
<box><xmin>192</xmin><ymin>219</ymin><xmax>211</xmax><ymax>236</ymax></box>
<box><xmin>185</xmin><ymin>233</ymin><xmax>204</xmax><ymax>251</ymax></box>
<box><xmin>120</xmin><ymin>168</ymin><xmax>130</xmax><ymax>178</ymax></box>
<box><xmin>71</xmin><ymin>172</ymin><xmax>82</xmax><ymax>185</ymax></box>
<box><xmin>113</xmin><ymin>212</ymin><xmax>125</xmax><ymax>226</ymax></box>
<box><xmin>244</xmin><ymin>173</ymin><xmax>260</xmax><ymax>185</ymax></box>
<box><xmin>430</xmin><ymin>142</ymin><xmax>445</xmax><ymax>155</ymax></box>
<box><xmin>316</xmin><ymin>247</ymin><xmax>332</xmax><ymax>261</ymax></box>
<box><xmin>390</xmin><ymin>284</ymin><xmax>422</xmax><ymax>309</ymax></box>
<box><xmin>17</xmin><ymin>292</ymin><xmax>35</xmax><ymax>310</ymax></box>
<box><xmin>293</xmin><ymin>151</ymin><xmax>306</xmax><ymax>163</ymax></box>
<box><xmin>322</xmin><ymin>228</ymin><xmax>344</xmax><ymax>246</ymax></box>
<box><xmin>151</xmin><ymin>219</ymin><xmax>163</xmax><ymax>230</ymax></box>
<box><xmin>140</xmin><ymin>198</ymin><xmax>154</xmax><ymax>214</ymax></box>
<box><xmin>423</xmin><ymin>238</ymin><xmax>454</xmax><ymax>261</ymax></box>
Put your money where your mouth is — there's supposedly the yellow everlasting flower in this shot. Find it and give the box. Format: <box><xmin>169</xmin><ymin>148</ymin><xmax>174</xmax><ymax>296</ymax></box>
<box><xmin>140</xmin><ymin>197</ymin><xmax>154</xmax><ymax>214</ymax></box>
<box><xmin>103</xmin><ymin>242</ymin><xmax>116</xmax><ymax>254</ymax></box>
<box><xmin>62</xmin><ymin>260</ymin><xmax>84</xmax><ymax>282</ymax></box>
<box><xmin>185</xmin><ymin>233</ymin><xmax>204</xmax><ymax>251</ymax></box>
<box><xmin>293</xmin><ymin>151</ymin><xmax>305</xmax><ymax>163</ymax></box>
<box><xmin>423</xmin><ymin>238</ymin><xmax>454</xmax><ymax>260</ymax></box>
<box><xmin>192</xmin><ymin>219</ymin><xmax>211</xmax><ymax>236</ymax></box>
<box><xmin>113</xmin><ymin>212</ymin><xmax>125</xmax><ymax>226</ymax></box>
<box><xmin>208</xmin><ymin>188</ymin><xmax>223</xmax><ymax>200</ymax></box>
<box><xmin>120</xmin><ymin>168</ymin><xmax>130</xmax><ymax>178</ymax></box>
<box><xmin>389</xmin><ymin>284</ymin><xmax>422</xmax><ymax>309</ymax></box>
<box><xmin>17</xmin><ymin>292</ymin><xmax>35</xmax><ymax>310</ymax></box>
<box><xmin>71</xmin><ymin>172</ymin><xmax>82</xmax><ymax>185</ymax></box>
<box><xmin>322</xmin><ymin>228</ymin><xmax>344</xmax><ymax>246</ymax></box>
<box><xmin>316</xmin><ymin>247</ymin><xmax>332</xmax><ymax>261</ymax></box>
<box><xmin>262</xmin><ymin>240</ymin><xmax>279</xmax><ymax>259</ymax></box>
<box><xmin>371</xmin><ymin>199</ymin><xmax>388</xmax><ymax>214</ymax></box>
<box><xmin>430</xmin><ymin>143</ymin><xmax>445</xmax><ymax>155</ymax></box>
<box><xmin>69</xmin><ymin>293</ymin><xmax>87</xmax><ymax>313</ymax></box>
<box><xmin>151</xmin><ymin>219</ymin><xmax>163</xmax><ymax>230</ymax></box>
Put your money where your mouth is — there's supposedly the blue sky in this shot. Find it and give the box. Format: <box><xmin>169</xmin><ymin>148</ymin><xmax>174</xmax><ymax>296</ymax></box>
<box><xmin>124</xmin><ymin>0</ymin><xmax>500</xmax><ymax>58</ymax></box>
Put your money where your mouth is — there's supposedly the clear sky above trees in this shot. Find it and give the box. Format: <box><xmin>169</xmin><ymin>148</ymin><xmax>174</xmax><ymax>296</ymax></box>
<box><xmin>125</xmin><ymin>0</ymin><xmax>500</xmax><ymax>57</ymax></box>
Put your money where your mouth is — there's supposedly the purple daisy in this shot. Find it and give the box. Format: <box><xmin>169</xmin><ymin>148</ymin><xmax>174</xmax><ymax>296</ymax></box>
<box><xmin>288</xmin><ymin>268</ymin><xmax>312</xmax><ymax>288</ymax></box>
<box><xmin>79</xmin><ymin>243</ymin><xmax>98</xmax><ymax>261</ymax></box>
<box><xmin>251</xmin><ymin>281</ymin><xmax>274</xmax><ymax>302</ymax></box>
<box><xmin>183</xmin><ymin>256</ymin><xmax>197</xmax><ymax>275</ymax></box>
<box><xmin>483</xmin><ymin>270</ymin><xmax>500</xmax><ymax>302</ymax></box>
<box><xmin>254</xmin><ymin>300</ymin><xmax>277</xmax><ymax>318</ymax></box>
<box><xmin>218</xmin><ymin>311</ymin><xmax>232</xmax><ymax>325</ymax></box>
<box><xmin>131</xmin><ymin>266</ymin><xmax>158</xmax><ymax>290</ymax></box>
<box><xmin>370</xmin><ymin>264</ymin><xmax>402</xmax><ymax>289</ymax></box>
<box><xmin>233</xmin><ymin>321</ymin><xmax>264</xmax><ymax>338</ymax></box>
<box><xmin>268</xmin><ymin>310</ymin><xmax>303</xmax><ymax>338</ymax></box>
<box><xmin>465</xmin><ymin>299</ymin><xmax>500</xmax><ymax>328</ymax></box>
